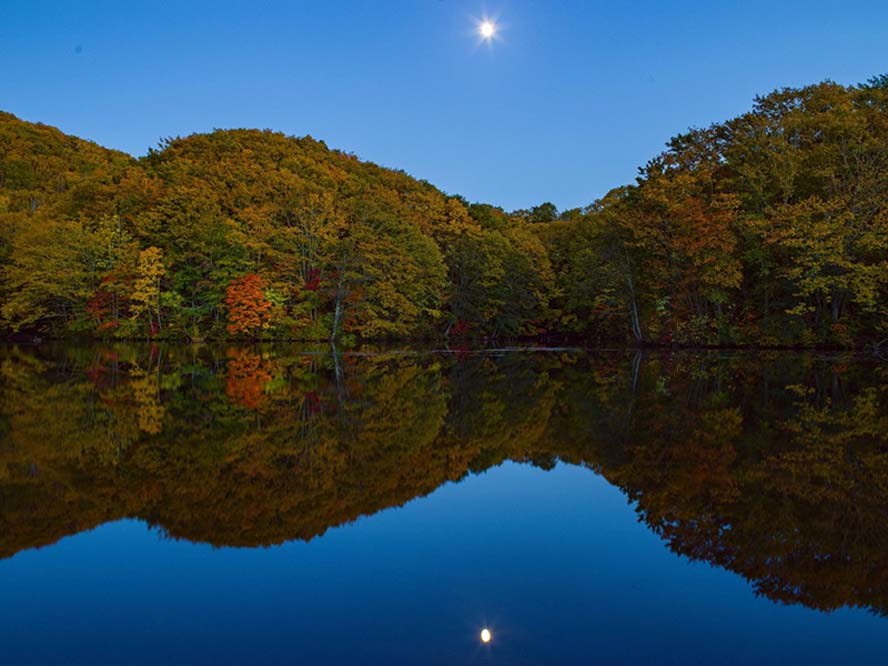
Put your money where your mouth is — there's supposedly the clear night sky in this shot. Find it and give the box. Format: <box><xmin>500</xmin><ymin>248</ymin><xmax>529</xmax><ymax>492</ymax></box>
<box><xmin>2</xmin><ymin>1</ymin><xmax>885</xmax><ymax>211</ymax></box>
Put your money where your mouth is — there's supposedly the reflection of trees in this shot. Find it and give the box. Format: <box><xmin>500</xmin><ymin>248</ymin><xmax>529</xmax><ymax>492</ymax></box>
<box><xmin>584</xmin><ymin>355</ymin><xmax>888</xmax><ymax>616</ymax></box>
<box><xmin>224</xmin><ymin>348</ymin><xmax>273</xmax><ymax>409</ymax></box>
<box><xmin>0</xmin><ymin>346</ymin><xmax>886</xmax><ymax>616</ymax></box>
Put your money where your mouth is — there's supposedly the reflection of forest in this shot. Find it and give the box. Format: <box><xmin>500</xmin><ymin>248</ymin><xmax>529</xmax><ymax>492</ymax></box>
<box><xmin>1</xmin><ymin>345</ymin><xmax>886</xmax><ymax>615</ymax></box>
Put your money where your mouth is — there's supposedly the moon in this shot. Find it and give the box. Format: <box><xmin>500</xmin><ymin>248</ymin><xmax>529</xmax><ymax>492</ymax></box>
<box><xmin>478</xmin><ymin>20</ymin><xmax>497</xmax><ymax>40</ymax></box>
<box><xmin>480</xmin><ymin>628</ymin><xmax>492</xmax><ymax>643</ymax></box>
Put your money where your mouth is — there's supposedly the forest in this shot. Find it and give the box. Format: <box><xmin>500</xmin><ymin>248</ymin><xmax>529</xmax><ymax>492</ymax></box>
<box><xmin>1</xmin><ymin>75</ymin><xmax>886</xmax><ymax>347</ymax></box>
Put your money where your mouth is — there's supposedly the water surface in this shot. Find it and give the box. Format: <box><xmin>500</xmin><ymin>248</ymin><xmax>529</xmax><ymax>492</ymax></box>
<box><xmin>0</xmin><ymin>345</ymin><xmax>885</xmax><ymax>664</ymax></box>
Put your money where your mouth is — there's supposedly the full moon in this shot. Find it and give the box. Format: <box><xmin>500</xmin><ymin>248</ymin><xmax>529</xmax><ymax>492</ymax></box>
<box><xmin>480</xmin><ymin>628</ymin><xmax>492</xmax><ymax>643</ymax></box>
<box><xmin>479</xmin><ymin>20</ymin><xmax>497</xmax><ymax>40</ymax></box>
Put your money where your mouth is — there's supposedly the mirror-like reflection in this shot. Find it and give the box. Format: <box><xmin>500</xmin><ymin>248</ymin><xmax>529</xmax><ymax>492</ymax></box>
<box><xmin>1</xmin><ymin>344</ymin><xmax>886</xmax><ymax>619</ymax></box>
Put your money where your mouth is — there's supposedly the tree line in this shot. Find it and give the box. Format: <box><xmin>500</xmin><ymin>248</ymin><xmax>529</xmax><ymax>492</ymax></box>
<box><xmin>1</xmin><ymin>75</ymin><xmax>886</xmax><ymax>346</ymax></box>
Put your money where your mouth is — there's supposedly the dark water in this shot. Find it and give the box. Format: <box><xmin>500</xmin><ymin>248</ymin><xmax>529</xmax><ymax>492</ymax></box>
<box><xmin>0</xmin><ymin>344</ymin><xmax>886</xmax><ymax>665</ymax></box>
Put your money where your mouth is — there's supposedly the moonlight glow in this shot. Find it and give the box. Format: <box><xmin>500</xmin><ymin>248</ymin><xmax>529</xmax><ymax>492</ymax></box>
<box><xmin>478</xmin><ymin>20</ymin><xmax>497</xmax><ymax>40</ymax></box>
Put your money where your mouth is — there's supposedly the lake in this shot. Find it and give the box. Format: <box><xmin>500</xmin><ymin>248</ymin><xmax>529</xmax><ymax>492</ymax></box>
<box><xmin>0</xmin><ymin>344</ymin><xmax>886</xmax><ymax>664</ymax></box>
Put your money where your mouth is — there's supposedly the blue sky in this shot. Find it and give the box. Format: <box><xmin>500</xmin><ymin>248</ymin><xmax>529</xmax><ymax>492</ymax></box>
<box><xmin>2</xmin><ymin>1</ymin><xmax>886</xmax><ymax>211</ymax></box>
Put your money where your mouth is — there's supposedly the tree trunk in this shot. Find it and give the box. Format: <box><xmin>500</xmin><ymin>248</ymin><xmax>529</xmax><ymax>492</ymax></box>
<box><xmin>624</xmin><ymin>251</ymin><xmax>643</xmax><ymax>343</ymax></box>
<box><xmin>630</xmin><ymin>296</ymin><xmax>643</xmax><ymax>343</ymax></box>
<box><xmin>330</xmin><ymin>274</ymin><xmax>345</xmax><ymax>341</ymax></box>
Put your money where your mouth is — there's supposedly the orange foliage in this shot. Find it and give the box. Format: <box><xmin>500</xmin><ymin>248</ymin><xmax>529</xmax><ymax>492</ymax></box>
<box><xmin>224</xmin><ymin>273</ymin><xmax>273</xmax><ymax>336</ymax></box>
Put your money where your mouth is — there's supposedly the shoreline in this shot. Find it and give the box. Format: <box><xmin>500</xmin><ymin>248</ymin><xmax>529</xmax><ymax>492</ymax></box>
<box><xmin>3</xmin><ymin>334</ymin><xmax>883</xmax><ymax>354</ymax></box>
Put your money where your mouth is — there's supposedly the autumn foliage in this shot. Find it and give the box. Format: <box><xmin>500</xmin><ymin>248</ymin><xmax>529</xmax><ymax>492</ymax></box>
<box><xmin>1</xmin><ymin>75</ymin><xmax>886</xmax><ymax>346</ymax></box>
<box><xmin>224</xmin><ymin>273</ymin><xmax>273</xmax><ymax>336</ymax></box>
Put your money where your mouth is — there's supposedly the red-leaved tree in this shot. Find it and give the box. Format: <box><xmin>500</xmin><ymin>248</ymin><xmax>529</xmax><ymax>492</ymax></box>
<box><xmin>225</xmin><ymin>273</ymin><xmax>273</xmax><ymax>336</ymax></box>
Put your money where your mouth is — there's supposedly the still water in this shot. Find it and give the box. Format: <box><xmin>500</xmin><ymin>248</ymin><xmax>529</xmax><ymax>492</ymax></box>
<box><xmin>0</xmin><ymin>345</ymin><xmax>886</xmax><ymax>664</ymax></box>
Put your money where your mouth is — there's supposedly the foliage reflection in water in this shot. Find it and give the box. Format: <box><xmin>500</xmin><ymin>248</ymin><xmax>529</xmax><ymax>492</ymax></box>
<box><xmin>1</xmin><ymin>343</ymin><xmax>886</xmax><ymax>622</ymax></box>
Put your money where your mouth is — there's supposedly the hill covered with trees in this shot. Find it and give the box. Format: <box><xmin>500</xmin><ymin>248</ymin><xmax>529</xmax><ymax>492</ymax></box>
<box><xmin>1</xmin><ymin>75</ymin><xmax>886</xmax><ymax>347</ymax></box>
